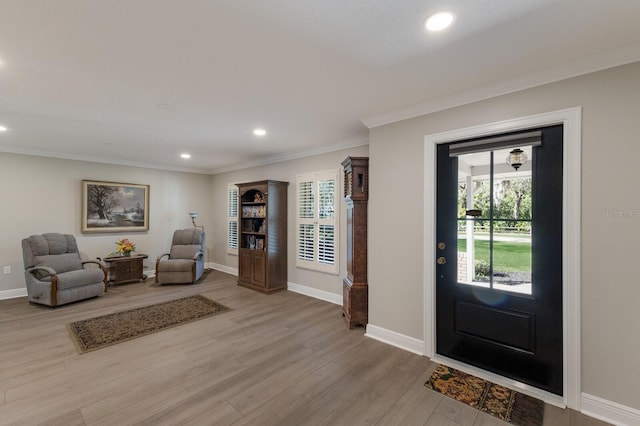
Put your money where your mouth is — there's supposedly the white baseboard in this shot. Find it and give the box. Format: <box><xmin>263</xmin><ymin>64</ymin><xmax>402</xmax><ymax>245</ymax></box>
<box><xmin>287</xmin><ymin>281</ymin><xmax>342</xmax><ymax>305</ymax></box>
<box><xmin>209</xmin><ymin>262</ymin><xmax>238</xmax><ymax>276</ymax></box>
<box><xmin>365</xmin><ymin>323</ymin><xmax>425</xmax><ymax>355</ymax></box>
<box><xmin>206</xmin><ymin>266</ymin><xmax>342</xmax><ymax>306</ymax></box>
<box><xmin>581</xmin><ymin>393</ymin><xmax>640</xmax><ymax>426</ymax></box>
<box><xmin>0</xmin><ymin>287</ymin><xmax>28</xmax><ymax>300</ymax></box>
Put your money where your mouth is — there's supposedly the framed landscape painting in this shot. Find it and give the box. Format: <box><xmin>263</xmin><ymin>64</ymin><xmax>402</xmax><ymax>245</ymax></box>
<box><xmin>82</xmin><ymin>180</ymin><xmax>150</xmax><ymax>233</ymax></box>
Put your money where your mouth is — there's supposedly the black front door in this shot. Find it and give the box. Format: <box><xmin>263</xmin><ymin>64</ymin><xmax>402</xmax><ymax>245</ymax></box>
<box><xmin>436</xmin><ymin>125</ymin><xmax>563</xmax><ymax>395</ymax></box>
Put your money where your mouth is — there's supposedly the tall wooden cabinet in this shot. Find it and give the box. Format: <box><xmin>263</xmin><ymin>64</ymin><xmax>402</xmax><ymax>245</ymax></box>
<box><xmin>237</xmin><ymin>180</ymin><xmax>288</xmax><ymax>294</ymax></box>
<box><xmin>342</xmin><ymin>157</ymin><xmax>369</xmax><ymax>329</ymax></box>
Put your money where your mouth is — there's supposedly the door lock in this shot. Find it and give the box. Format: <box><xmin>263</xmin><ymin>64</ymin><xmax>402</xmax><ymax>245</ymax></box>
<box><xmin>437</xmin><ymin>256</ymin><xmax>447</xmax><ymax>265</ymax></box>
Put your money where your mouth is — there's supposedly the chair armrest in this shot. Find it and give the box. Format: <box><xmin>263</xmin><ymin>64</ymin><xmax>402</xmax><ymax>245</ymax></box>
<box><xmin>193</xmin><ymin>251</ymin><xmax>204</xmax><ymax>261</ymax></box>
<box><xmin>82</xmin><ymin>259</ymin><xmax>106</xmax><ymax>269</ymax></box>
<box><xmin>26</xmin><ymin>266</ymin><xmax>56</xmax><ymax>278</ymax></box>
<box><xmin>156</xmin><ymin>253</ymin><xmax>170</xmax><ymax>262</ymax></box>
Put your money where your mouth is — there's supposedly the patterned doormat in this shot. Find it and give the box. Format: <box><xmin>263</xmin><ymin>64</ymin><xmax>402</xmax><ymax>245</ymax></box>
<box><xmin>67</xmin><ymin>295</ymin><xmax>231</xmax><ymax>354</ymax></box>
<box><xmin>425</xmin><ymin>365</ymin><xmax>544</xmax><ymax>426</ymax></box>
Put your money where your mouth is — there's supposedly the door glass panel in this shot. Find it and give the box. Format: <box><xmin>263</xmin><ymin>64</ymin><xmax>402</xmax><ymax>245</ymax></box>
<box><xmin>456</xmin><ymin>147</ymin><xmax>532</xmax><ymax>294</ymax></box>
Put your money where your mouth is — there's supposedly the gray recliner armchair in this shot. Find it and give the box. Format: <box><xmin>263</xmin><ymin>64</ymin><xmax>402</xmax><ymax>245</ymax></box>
<box><xmin>22</xmin><ymin>233</ymin><xmax>107</xmax><ymax>307</ymax></box>
<box><xmin>156</xmin><ymin>228</ymin><xmax>205</xmax><ymax>284</ymax></box>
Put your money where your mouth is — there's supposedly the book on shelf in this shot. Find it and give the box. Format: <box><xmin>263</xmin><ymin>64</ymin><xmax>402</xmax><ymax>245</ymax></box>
<box><xmin>242</xmin><ymin>219</ymin><xmax>265</xmax><ymax>233</ymax></box>
<box><xmin>248</xmin><ymin>235</ymin><xmax>256</xmax><ymax>249</ymax></box>
<box><xmin>242</xmin><ymin>205</ymin><xmax>266</xmax><ymax>218</ymax></box>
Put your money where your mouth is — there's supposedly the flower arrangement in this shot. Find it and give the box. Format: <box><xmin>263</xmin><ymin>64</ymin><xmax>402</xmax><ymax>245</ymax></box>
<box><xmin>114</xmin><ymin>238</ymin><xmax>136</xmax><ymax>256</ymax></box>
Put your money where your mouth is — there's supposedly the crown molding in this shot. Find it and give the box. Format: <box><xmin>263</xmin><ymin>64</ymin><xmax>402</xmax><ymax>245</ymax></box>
<box><xmin>207</xmin><ymin>135</ymin><xmax>369</xmax><ymax>174</ymax></box>
<box><xmin>362</xmin><ymin>42</ymin><xmax>640</xmax><ymax>129</ymax></box>
<box><xmin>0</xmin><ymin>145</ymin><xmax>211</xmax><ymax>175</ymax></box>
<box><xmin>0</xmin><ymin>135</ymin><xmax>369</xmax><ymax>176</ymax></box>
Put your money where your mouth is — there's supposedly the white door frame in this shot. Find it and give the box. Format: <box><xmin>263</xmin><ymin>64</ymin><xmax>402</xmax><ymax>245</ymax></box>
<box><xmin>423</xmin><ymin>107</ymin><xmax>582</xmax><ymax>409</ymax></box>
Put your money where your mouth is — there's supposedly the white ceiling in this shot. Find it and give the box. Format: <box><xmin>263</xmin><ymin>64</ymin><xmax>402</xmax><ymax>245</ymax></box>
<box><xmin>1</xmin><ymin>0</ymin><xmax>640</xmax><ymax>174</ymax></box>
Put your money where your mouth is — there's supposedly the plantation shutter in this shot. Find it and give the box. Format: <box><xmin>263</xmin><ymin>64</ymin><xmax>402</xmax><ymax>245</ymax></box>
<box><xmin>296</xmin><ymin>170</ymin><xmax>339</xmax><ymax>274</ymax></box>
<box><xmin>297</xmin><ymin>179</ymin><xmax>315</xmax><ymax>263</ymax></box>
<box><xmin>227</xmin><ymin>185</ymin><xmax>238</xmax><ymax>254</ymax></box>
<box><xmin>317</xmin><ymin>178</ymin><xmax>336</xmax><ymax>265</ymax></box>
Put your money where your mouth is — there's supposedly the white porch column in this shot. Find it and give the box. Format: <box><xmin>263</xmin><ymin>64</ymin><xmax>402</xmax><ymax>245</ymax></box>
<box><xmin>465</xmin><ymin>176</ymin><xmax>475</xmax><ymax>282</ymax></box>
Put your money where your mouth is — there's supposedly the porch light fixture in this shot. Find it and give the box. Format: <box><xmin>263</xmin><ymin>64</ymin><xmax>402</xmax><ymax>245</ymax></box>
<box><xmin>506</xmin><ymin>148</ymin><xmax>527</xmax><ymax>171</ymax></box>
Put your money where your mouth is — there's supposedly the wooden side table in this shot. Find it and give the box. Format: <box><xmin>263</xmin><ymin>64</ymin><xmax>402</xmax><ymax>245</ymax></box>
<box><xmin>100</xmin><ymin>254</ymin><xmax>148</xmax><ymax>286</ymax></box>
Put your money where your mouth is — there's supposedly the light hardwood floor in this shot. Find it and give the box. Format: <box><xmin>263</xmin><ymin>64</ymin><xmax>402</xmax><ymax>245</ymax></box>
<box><xmin>0</xmin><ymin>271</ymin><xmax>610</xmax><ymax>426</ymax></box>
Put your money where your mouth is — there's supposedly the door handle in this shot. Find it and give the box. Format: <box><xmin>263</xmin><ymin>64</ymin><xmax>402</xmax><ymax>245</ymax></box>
<box><xmin>437</xmin><ymin>257</ymin><xmax>446</xmax><ymax>265</ymax></box>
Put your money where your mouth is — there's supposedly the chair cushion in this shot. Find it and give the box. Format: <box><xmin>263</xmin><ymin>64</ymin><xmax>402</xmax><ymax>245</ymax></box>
<box><xmin>169</xmin><ymin>245</ymin><xmax>201</xmax><ymax>260</ymax></box>
<box><xmin>40</xmin><ymin>268</ymin><xmax>105</xmax><ymax>290</ymax></box>
<box><xmin>33</xmin><ymin>253</ymin><xmax>83</xmax><ymax>279</ymax></box>
<box><xmin>29</xmin><ymin>233</ymin><xmax>78</xmax><ymax>256</ymax></box>
<box><xmin>172</xmin><ymin>229</ymin><xmax>203</xmax><ymax>245</ymax></box>
<box><xmin>157</xmin><ymin>258</ymin><xmax>194</xmax><ymax>272</ymax></box>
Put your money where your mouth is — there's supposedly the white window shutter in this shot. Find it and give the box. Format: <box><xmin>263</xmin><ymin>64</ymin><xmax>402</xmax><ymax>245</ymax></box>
<box><xmin>298</xmin><ymin>224</ymin><xmax>315</xmax><ymax>262</ymax></box>
<box><xmin>228</xmin><ymin>221</ymin><xmax>238</xmax><ymax>250</ymax></box>
<box><xmin>298</xmin><ymin>180</ymin><xmax>315</xmax><ymax>219</ymax></box>
<box><xmin>296</xmin><ymin>170</ymin><xmax>339</xmax><ymax>274</ymax></box>
<box><xmin>227</xmin><ymin>185</ymin><xmax>239</xmax><ymax>253</ymax></box>
<box><xmin>318</xmin><ymin>224</ymin><xmax>335</xmax><ymax>265</ymax></box>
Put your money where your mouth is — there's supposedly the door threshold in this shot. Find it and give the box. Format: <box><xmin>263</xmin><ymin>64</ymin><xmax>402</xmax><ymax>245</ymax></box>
<box><xmin>431</xmin><ymin>354</ymin><xmax>566</xmax><ymax>408</ymax></box>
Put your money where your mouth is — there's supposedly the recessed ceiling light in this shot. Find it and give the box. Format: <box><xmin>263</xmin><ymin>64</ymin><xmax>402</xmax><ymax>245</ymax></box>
<box><xmin>180</xmin><ymin>153</ymin><xmax>191</xmax><ymax>159</ymax></box>
<box><xmin>0</xmin><ymin>125</ymin><xmax>7</xmax><ymax>132</ymax></box>
<box><xmin>253</xmin><ymin>128</ymin><xmax>266</xmax><ymax>136</ymax></box>
<box><xmin>426</xmin><ymin>11</ymin><xmax>455</xmax><ymax>32</ymax></box>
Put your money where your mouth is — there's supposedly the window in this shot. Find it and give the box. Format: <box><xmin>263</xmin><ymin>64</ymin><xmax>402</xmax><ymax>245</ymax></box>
<box><xmin>454</xmin><ymin>143</ymin><xmax>534</xmax><ymax>295</ymax></box>
<box><xmin>227</xmin><ymin>184</ymin><xmax>238</xmax><ymax>255</ymax></box>
<box><xmin>296</xmin><ymin>170</ymin><xmax>339</xmax><ymax>274</ymax></box>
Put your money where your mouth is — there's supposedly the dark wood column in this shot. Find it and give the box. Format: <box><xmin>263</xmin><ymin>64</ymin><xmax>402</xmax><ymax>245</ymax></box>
<box><xmin>341</xmin><ymin>156</ymin><xmax>369</xmax><ymax>329</ymax></box>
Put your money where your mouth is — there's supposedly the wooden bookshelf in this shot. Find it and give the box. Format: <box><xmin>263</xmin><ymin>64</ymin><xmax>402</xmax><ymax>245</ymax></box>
<box><xmin>237</xmin><ymin>180</ymin><xmax>288</xmax><ymax>294</ymax></box>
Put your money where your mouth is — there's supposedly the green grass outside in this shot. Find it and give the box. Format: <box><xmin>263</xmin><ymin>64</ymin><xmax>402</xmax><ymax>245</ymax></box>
<box><xmin>457</xmin><ymin>239</ymin><xmax>531</xmax><ymax>272</ymax></box>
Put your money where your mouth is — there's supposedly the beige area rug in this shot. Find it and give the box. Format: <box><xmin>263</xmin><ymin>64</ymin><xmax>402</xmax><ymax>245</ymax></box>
<box><xmin>67</xmin><ymin>295</ymin><xmax>231</xmax><ymax>354</ymax></box>
<box><xmin>425</xmin><ymin>364</ymin><xmax>544</xmax><ymax>426</ymax></box>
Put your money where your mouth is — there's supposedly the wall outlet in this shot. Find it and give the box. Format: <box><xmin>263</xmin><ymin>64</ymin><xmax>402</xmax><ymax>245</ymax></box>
<box><xmin>3</xmin><ymin>266</ymin><xmax>11</xmax><ymax>275</ymax></box>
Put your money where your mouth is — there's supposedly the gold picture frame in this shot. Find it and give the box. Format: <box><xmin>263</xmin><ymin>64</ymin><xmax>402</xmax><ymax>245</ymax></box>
<box><xmin>81</xmin><ymin>180</ymin><xmax>150</xmax><ymax>233</ymax></box>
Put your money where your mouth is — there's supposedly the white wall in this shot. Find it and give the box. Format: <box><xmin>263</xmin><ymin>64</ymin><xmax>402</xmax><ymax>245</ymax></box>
<box><xmin>210</xmin><ymin>145</ymin><xmax>369</xmax><ymax>296</ymax></box>
<box><xmin>0</xmin><ymin>153</ymin><xmax>212</xmax><ymax>292</ymax></box>
<box><xmin>368</xmin><ymin>61</ymin><xmax>640</xmax><ymax>410</ymax></box>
